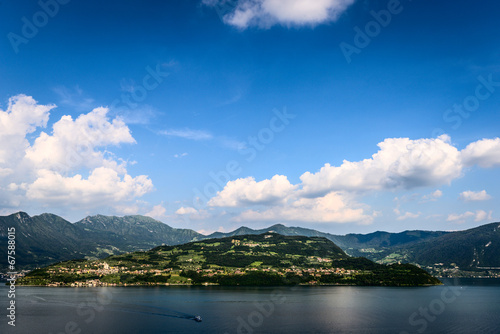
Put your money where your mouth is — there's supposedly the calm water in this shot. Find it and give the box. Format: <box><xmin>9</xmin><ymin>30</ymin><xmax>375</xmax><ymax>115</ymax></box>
<box><xmin>1</xmin><ymin>279</ymin><xmax>500</xmax><ymax>333</ymax></box>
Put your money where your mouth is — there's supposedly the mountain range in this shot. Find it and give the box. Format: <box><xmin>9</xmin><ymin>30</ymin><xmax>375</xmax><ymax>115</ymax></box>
<box><xmin>20</xmin><ymin>233</ymin><xmax>441</xmax><ymax>287</ymax></box>
<box><xmin>1</xmin><ymin>212</ymin><xmax>499</xmax><ymax>275</ymax></box>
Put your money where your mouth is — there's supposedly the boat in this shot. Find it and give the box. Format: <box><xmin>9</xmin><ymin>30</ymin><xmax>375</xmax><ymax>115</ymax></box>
<box><xmin>194</xmin><ymin>316</ymin><xmax>202</xmax><ymax>322</ymax></box>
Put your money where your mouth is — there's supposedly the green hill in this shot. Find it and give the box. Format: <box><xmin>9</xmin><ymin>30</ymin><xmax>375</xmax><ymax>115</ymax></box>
<box><xmin>19</xmin><ymin>233</ymin><xmax>441</xmax><ymax>287</ymax></box>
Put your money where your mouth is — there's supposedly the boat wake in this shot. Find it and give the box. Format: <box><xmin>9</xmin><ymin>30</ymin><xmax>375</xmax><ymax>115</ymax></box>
<box><xmin>28</xmin><ymin>295</ymin><xmax>202</xmax><ymax>322</ymax></box>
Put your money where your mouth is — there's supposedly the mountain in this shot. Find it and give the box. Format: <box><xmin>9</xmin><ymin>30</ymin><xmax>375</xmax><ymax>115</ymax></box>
<box><xmin>75</xmin><ymin>214</ymin><xmax>202</xmax><ymax>249</ymax></box>
<box><xmin>205</xmin><ymin>224</ymin><xmax>447</xmax><ymax>251</ymax></box>
<box><xmin>0</xmin><ymin>212</ymin><xmax>202</xmax><ymax>271</ymax></box>
<box><xmin>2</xmin><ymin>211</ymin><xmax>499</xmax><ymax>277</ymax></box>
<box><xmin>408</xmin><ymin>222</ymin><xmax>500</xmax><ymax>269</ymax></box>
<box><xmin>20</xmin><ymin>233</ymin><xmax>441</xmax><ymax>287</ymax></box>
<box><xmin>0</xmin><ymin>212</ymin><xmax>96</xmax><ymax>269</ymax></box>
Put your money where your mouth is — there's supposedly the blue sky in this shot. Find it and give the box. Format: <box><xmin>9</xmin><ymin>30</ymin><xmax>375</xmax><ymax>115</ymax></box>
<box><xmin>0</xmin><ymin>0</ymin><xmax>499</xmax><ymax>234</ymax></box>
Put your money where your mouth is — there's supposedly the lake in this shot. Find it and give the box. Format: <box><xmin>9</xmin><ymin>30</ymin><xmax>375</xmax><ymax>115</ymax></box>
<box><xmin>1</xmin><ymin>279</ymin><xmax>499</xmax><ymax>333</ymax></box>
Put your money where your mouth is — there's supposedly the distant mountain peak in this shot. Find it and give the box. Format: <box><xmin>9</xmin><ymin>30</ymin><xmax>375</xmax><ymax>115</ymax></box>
<box><xmin>12</xmin><ymin>211</ymin><xmax>31</xmax><ymax>222</ymax></box>
<box><xmin>268</xmin><ymin>223</ymin><xmax>286</xmax><ymax>228</ymax></box>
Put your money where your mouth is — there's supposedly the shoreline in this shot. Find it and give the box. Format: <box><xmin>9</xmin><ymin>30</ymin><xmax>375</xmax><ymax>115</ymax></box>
<box><xmin>12</xmin><ymin>282</ymin><xmax>444</xmax><ymax>288</ymax></box>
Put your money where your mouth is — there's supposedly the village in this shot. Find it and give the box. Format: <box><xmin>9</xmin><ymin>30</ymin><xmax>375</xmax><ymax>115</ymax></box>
<box><xmin>24</xmin><ymin>257</ymin><xmax>362</xmax><ymax>287</ymax></box>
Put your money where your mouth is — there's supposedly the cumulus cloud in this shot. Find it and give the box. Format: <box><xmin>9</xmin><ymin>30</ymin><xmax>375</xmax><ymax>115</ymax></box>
<box><xmin>146</xmin><ymin>204</ymin><xmax>167</xmax><ymax>220</ymax></box>
<box><xmin>447</xmin><ymin>211</ymin><xmax>475</xmax><ymax>223</ymax></box>
<box><xmin>175</xmin><ymin>206</ymin><xmax>210</xmax><ymax>220</ymax></box>
<box><xmin>419</xmin><ymin>189</ymin><xmax>443</xmax><ymax>203</ymax></box>
<box><xmin>204</xmin><ymin>0</ymin><xmax>355</xmax><ymax>29</ymax></box>
<box><xmin>461</xmin><ymin>138</ymin><xmax>500</xmax><ymax>168</ymax></box>
<box><xmin>0</xmin><ymin>94</ymin><xmax>153</xmax><ymax>212</ymax></box>
<box><xmin>0</xmin><ymin>95</ymin><xmax>54</xmax><ymax>166</ymax></box>
<box><xmin>208</xmin><ymin>175</ymin><xmax>297</xmax><ymax>207</ymax></box>
<box><xmin>207</xmin><ymin>134</ymin><xmax>500</xmax><ymax>225</ymax></box>
<box><xmin>176</xmin><ymin>206</ymin><xmax>199</xmax><ymax>215</ymax></box>
<box><xmin>26</xmin><ymin>167</ymin><xmax>152</xmax><ymax>204</ymax></box>
<box><xmin>447</xmin><ymin>210</ymin><xmax>492</xmax><ymax>223</ymax></box>
<box><xmin>114</xmin><ymin>203</ymin><xmax>141</xmax><ymax>216</ymax></box>
<box><xmin>25</xmin><ymin>107</ymin><xmax>135</xmax><ymax>173</ymax></box>
<box><xmin>459</xmin><ymin>190</ymin><xmax>491</xmax><ymax>202</ymax></box>
<box><xmin>423</xmin><ymin>189</ymin><xmax>442</xmax><ymax>201</ymax></box>
<box><xmin>474</xmin><ymin>210</ymin><xmax>493</xmax><ymax>222</ymax></box>
<box><xmin>300</xmin><ymin>135</ymin><xmax>462</xmax><ymax>195</ymax></box>
<box><xmin>235</xmin><ymin>191</ymin><xmax>374</xmax><ymax>224</ymax></box>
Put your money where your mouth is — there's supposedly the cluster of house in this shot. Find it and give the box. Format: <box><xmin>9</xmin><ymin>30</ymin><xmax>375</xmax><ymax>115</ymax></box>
<box><xmin>195</xmin><ymin>266</ymin><xmax>357</xmax><ymax>278</ymax></box>
<box><xmin>426</xmin><ymin>264</ymin><xmax>500</xmax><ymax>278</ymax></box>
<box><xmin>44</xmin><ymin>280</ymin><xmax>116</xmax><ymax>287</ymax></box>
<box><xmin>46</xmin><ymin>262</ymin><xmax>172</xmax><ymax>277</ymax></box>
<box><xmin>231</xmin><ymin>239</ymin><xmax>273</xmax><ymax>247</ymax></box>
<box><xmin>0</xmin><ymin>270</ymin><xmax>30</xmax><ymax>280</ymax></box>
<box><xmin>45</xmin><ymin>262</ymin><xmax>119</xmax><ymax>276</ymax></box>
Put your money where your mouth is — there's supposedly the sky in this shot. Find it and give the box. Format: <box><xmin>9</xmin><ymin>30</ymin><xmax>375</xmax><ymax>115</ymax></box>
<box><xmin>0</xmin><ymin>0</ymin><xmax>499</xmax><ymax>235</ymax></box>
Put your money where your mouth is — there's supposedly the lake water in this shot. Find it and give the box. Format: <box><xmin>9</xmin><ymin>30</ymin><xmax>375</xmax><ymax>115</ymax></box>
<box><xmin>1</xmin><ymin>279</ymin><xmax>499</xmax><ymax>333</ymax></box>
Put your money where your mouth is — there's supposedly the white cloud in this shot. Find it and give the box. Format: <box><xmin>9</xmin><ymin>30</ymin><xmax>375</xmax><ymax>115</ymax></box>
<box><xmin>300</xmin><ymin>135</ymin><xmax>462</xmax><ymax>195</ymax></box>
<box><xmin>235</xmin><ymin>191</ymin><xmax>375</xmax><ymax>224</ymax></box>
<box><xmin>0</xmin><ymin>95</ymin><xmax>153</xmax><ymax>213</ymax></box>
<box><xmin>175</xmin><ymin>206</ymin><xmax>210</xmax><ymax>220</ymax></box>
<box><xmin>160</xmin><ymin>128</ymin><xmax>213</xmax><ymax>141</ymax></box>
<box><xmin>459</xmin><ymin>190</ymin><xmax>491</xmax><ymax>202</ymax></box>
<box><xmin>396</xmin><ymin>211</ymin><xmax>421</xmax><ymax>221</ymax></box>
<box><xmin>447</xmin><ymin>210</ymin><xmax>492</xmax><ymax>223</ymax></box>
<box><xmin>205</xmin><ymin>0</ymin><xmax>355</xmax><ymax>29</ymax></box>
<box><xmin>208</xmin><ymin>175</ymin><xmax>297</xmax><ymax>207</ymax></box>
<box><xmin>115</xmin><ymin>203</ymin><xmax>141</xmax><ymax>216</ymax></box>
<box><xmin>176</xmin><ymin>206</ymin><xmax>199</xmax><ymax>215</ymax></box>
<box><xmin>25</xmin><ymin>107</ymin><xmax>135</xmax><ymax>173</ymax></box>
<box><xmin>146</xmin><ymin>204</ymin><xmax>167</xmax><ymax>220</ymax></box>
<box><xmin>461</xmin><ymin>138</ymin><xmax>500</xmax><ymax>168</ymax></box>
<box><xmin>207</xmin><ymin>172</ymin><xmax>375</xmax><ymax>225</ymax></box>
<box><xmin>447</xmin><ymin>211</ymin><xmax>475</xmax><ymax>222</ymax></box>
<box><xmin>421</xmin><ymin>189</ymin><xmax>443</xmax><ymax>202</ymax></box>
<box><xmin>174</xmin><ymin>153</ymin><xmax>188</xmax><ymax>158</ymax></box>
<box><xmin>26</xmin><ymin>167</ymin><xmax>153</xmax><ymax>208</ymax></box>
<box><xmin>206</xmin><ymin>134</ymin><xmax>500</xmax><ymax>225</ymax></box>
<box><xmin>474</xmin><ymin>210</ymin><xmax>492</xmax><ymax>222</ymax></box>
<box><xmin>0</xmin><ymin>95</ymin><xmax>54</xmax><ymax>166</ymax></box>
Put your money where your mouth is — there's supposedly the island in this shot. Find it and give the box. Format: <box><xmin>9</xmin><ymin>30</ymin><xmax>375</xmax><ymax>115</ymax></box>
<box><xmin>18</xmin><ymin>233</ymin><xmax>441</xmax><ymax>287</ymax></box>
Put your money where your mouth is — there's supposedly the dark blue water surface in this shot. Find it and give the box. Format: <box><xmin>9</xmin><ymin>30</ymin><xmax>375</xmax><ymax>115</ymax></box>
<box><xmin>1</xmin><ymin>279</ymin><xmax>499</xmax><ymax>333</ymax></box>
